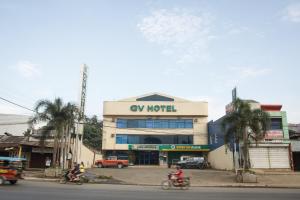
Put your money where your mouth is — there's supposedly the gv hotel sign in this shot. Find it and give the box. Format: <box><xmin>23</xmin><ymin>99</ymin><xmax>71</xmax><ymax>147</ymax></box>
<box><xmin>130</xmin><ymin>105</ymin><xmax>177</xmax><ymax>112</ymax></box>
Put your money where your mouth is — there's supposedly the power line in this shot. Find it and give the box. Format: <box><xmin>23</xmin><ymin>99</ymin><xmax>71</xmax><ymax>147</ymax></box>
<box><xmin>0</xmin><ymin>96</ymin><xmax>35</xmax><ymax>113</ymax></box>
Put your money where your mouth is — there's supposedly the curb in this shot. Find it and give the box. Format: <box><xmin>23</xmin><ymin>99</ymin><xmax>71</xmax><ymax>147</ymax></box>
<box><xmin>22</xmin><ymin>177</ymin><xmax>300</xmax><ymax>189</ymax></box>
<box><xmin>23</xmin><ymin>177</ymin><xmax>59</xmax><ymax>182</ymax></box>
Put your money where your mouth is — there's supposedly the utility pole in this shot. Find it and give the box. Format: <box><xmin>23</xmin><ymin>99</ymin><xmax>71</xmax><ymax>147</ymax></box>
<box><xmin>73</xmin><ymin>64</ymin><xmax>88</xmax><ymax>164</ymax></box>
<box><xmin>232</xmin><ymin>87</ymin><xmax>240</xmax><ymax>171</ymax></box>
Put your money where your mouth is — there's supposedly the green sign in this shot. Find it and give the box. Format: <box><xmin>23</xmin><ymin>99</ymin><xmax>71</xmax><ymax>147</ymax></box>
<box><xmin>130</xmin><ymin>105</ymin><xmax>177</xmax><ymax>112</ymax></box>
<box><xmin>128</xmin><ymin>144</ymin><xmax>210</xmax><ymax>152</ymax></box>
<box><xmin>128</xmin><ymin>144</ymin><xmax>159</xmax><ymax>151</ymax></box>
<box><xmin>159</xmin><ymin>145</ymin><xmax>210</xmax><ymax>151</ymax></box>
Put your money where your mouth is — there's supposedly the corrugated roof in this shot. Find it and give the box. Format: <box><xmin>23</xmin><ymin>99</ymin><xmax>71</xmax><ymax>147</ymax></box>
<box><xmin>0</xmin><ymin>135</ymin><xmax>53</xmax><ymax>148</ymax></box>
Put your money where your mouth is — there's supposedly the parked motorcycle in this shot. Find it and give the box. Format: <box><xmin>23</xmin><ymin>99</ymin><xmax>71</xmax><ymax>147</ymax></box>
<box><xmin>60</xmin><ymin>170</ymin><xmax>85</xmax><ymax>185</ymax></box>
<box><xmin>161</xmin><ymin>173</ymin><xmax>190</xmax><ymax>190</ymax></box>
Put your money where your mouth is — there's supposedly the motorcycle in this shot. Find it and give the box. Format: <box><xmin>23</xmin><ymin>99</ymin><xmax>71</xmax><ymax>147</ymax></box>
<box><xmin>161</xmin><ymin>173</ymin><xmax>190</xmax><ymax>190</ymax></box>
<box><xmin>60</xmin><ymin>170</ymin><xmax>85</xmax><ymax>185</ymax></box>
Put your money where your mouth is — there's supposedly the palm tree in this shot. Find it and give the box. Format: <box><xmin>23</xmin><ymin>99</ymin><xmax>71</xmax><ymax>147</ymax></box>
<box><xmin>31</xmin><ymin>98</ymin><xmax>78</xmax><ymax>168</ymax></box>
<box><xmin>221</xmin><ymin>98</ymin><xmax>270</xmax><ymax>170</ymax></box>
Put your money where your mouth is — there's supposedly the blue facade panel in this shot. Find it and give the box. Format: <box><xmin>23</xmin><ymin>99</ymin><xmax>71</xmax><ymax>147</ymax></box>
<box><xmin>208</xmin><ymin>118</ymin><xmax>225</xmax><ymax>150</ymax></box>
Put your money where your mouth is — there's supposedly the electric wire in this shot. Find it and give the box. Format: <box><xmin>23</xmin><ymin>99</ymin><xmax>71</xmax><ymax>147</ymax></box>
<box><xmin>0</xmin><ymin>96</ymin><xmax>35</xmax><ymax>112</ymax></box>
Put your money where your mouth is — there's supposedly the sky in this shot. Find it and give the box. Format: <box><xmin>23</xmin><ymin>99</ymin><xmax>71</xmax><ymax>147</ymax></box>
<box><xmin>0</xmin><ymin>0</ymin><xmax>299</xmax><ymax>123</ymax></box>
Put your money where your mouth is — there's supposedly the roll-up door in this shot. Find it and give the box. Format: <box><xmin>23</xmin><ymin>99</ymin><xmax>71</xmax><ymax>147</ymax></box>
<box><xmin>249</xmin><ymin>147</ymin><xmax>290</xmax><ymax>169</ymax></box>
<box><xmin>269</xmin><ymin>147</ymin><xmax>290</xmax><ymax>168</ymax></box>
<box><xmin>249</xmin><ymin>148</ymin><xmax>269</xmax><ymax>168</ymax></box>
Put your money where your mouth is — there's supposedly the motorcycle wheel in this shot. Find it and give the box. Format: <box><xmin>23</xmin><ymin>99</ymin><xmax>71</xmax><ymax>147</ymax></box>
<box><xmin>0</xmin><ymin>177</ymin><xmax>4</xmax><ymax>185</ymax></box>
<box><xmin>181</xmin><ymin>181</ymin><xmax>190</xmax><ymax>190</ymax></box>
<box><xmin>76</xmin><ymin>181</ymin><xmax>83</xmax><ymax>185</ymax></box>
<box><xmin>161</xmin><ymin>180</ymin><xmax>171</xmax><ymax>190</ymax></box>
<box><xmin>75</xmin><ymin>176</ymin><xmax>84</xmax><ymax>185</ymax></box>
<box><xmin>59</xmin><ymin>177</ymin><xmax>67</xmax><ymax>184</ymax></box>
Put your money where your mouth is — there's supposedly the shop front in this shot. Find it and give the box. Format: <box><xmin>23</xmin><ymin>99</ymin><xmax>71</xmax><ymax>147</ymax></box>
<box><xmin>127</xmin><ymin>144</ymin><xmax>210</xmax><ymax>166</ymax></box>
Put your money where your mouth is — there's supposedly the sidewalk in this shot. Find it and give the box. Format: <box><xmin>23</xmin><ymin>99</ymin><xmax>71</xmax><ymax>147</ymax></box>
<box><xmin>22</xmin><ymin>167</ymin><xmax>300</xmax><ymax>188</ymax></box>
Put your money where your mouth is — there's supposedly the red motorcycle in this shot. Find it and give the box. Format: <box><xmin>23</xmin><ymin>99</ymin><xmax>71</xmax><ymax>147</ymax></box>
<box><xmin>161</xmin><ymin>173</ymin><xmax>190</xmax><ymax>190</ymax></box>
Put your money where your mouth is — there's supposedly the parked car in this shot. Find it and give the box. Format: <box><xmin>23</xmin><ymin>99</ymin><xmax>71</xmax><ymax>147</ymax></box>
<box><xmin>95</xmin><ymin>156</ymin><xmax>129</xmax><ymax>169</ymax></box>
<box><xmin>177</xmin><ymin>157</ymin><xmax>206</xmax><ymax>169</ymax></box>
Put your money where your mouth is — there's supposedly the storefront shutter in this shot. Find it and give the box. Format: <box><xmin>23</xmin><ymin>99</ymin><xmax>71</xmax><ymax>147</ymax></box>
<box><xmin>249</xmin><ymin>147</ymin><xmax>269</xmax><ymax>168</ymax></box>
<box><xmin>269</xmin><ymin>147</ymin><xmax>290</xmax><ymax>169</ymax></box>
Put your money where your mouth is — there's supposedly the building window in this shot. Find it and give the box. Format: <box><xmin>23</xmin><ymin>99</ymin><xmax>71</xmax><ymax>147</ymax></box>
<box><xmin>214</xmin><ymin>133</ymin><xmax>218</xmax><ymax>144</ymax></box>
<box><xmin>270</xmin><ymin>118</ymin><xmax>282</xmax><ymax>130</ymax></box>
<box><xmin>116</xmin><ymin>119</ymin><xmax>194</xmax><ymax>129</ymax></box>
<box><xmin>116</xmin><ymin>119</ymin><xmax>127</xmax><ymax>128</ymax></box>
<box><xmin>146</xmin><ymin>119</ymin><xmax>153</xmax><ymax>128</ymax></box>
<box><xmin>116</xmin><ymin>135</ymin><xmax>128</xmax><ymax>144</ymax></box>
<box><xmin>115</xmin><ymin>134</ymin><xmax>193</xmax><ymax>144</ymax></box>
<box><xmin>185</xmin><ymin>120</ymin><xmax>193</xmax><ymax>128</ymax></box>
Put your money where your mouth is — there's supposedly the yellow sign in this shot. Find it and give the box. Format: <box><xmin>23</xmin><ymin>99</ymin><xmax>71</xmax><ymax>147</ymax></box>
<box><xmin>0</xmin><ymin>169</ymin><xmax>8</xmax><ymax>173</ymax></box>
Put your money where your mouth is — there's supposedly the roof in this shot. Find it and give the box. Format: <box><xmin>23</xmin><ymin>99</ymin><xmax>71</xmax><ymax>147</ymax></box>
<box><xmin>289</xmin><ymin>124</ymin><xmax>300</xmax><ymax>133</ymax></box>
<box><xmin>118</xmin><ymin>92</ymin><xmax>193</xmax><ymax>102</ymax></box>
<box><xmin>0</xmin><ymin>135</ymin><xmax>53</xmax><ymax>148</ymax></box>
<box><xmin>261</xmin><ymin>104</ymin><xmax>282</xmax><ymax>111</ymax></box>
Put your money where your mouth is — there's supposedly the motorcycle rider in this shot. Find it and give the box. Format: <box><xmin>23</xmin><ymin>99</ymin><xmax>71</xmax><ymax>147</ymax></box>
<box><xmin>173</xmin><ymin>165</ymin><xmax>184</xmax><ymax>184</ymax></box>
<box><xmin>79</xmin><ymin>162</ymin><xmax>85</xmax><ymax>173</ymax></box>
<box><xmin>68</xmin><ymin>162</ymin><xmax>80</xmax><ymax>181</ymax></box>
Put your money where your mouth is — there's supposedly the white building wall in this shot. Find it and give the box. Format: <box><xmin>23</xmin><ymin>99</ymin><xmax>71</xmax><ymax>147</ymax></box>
<box><xmin>79</xmin><ymin>144</ymin><xmax>102</xmax><ymax>168</ymax></box>
<box><xmin>208</xmin><ymin>145</ymin><xmax>234</xmax><ymax>170</ymax></box>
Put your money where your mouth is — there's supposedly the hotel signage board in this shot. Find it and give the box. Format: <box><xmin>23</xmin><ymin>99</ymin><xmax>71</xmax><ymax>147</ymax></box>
<box><xmin>130</xmin><ymin>105</ymin><xmax>177</xmax><ymax>112</ymax></box>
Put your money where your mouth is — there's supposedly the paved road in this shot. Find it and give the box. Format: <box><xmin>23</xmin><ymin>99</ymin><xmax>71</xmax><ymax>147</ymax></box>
<box><xmin>1</xmin><ymin>180</ymin><xmax>300</xmax><ymax>200</ymax></box>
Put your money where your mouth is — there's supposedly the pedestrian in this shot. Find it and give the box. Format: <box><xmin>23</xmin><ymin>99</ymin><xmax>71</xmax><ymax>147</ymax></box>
<box><xmin>45</xmin><ymin>157</ymin><xmax>51</xmax><ymax>168</ymax></box>
<box><xmin>80</xmin><ymin>162</ymin><xmax>85</xmax><ymax>173</ymax></box>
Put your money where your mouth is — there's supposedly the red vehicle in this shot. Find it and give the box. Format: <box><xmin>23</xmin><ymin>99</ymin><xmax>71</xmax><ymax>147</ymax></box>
<box><xmin>95</xmin><ymin>156</ymin><xmax>128</xmax><ymax>169</ymax></box>
<box><xmin>0</xmin><ymin>157</ymin><xmax>25</xmax><ymax>185</ymax></box>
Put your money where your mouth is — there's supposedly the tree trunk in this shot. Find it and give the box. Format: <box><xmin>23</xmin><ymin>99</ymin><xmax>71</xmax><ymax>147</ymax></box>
<box><xmin>52</xmin><ymin>135</ymin><xmax>58</xmax><ymax>168</ymax></box>
<box><xmin>243</xmin><ymin>128</ymin><xmax>250</xmax><ymax>170</ymax></box>
<box><xmin>60</xmin><ymin>129</ymin><xmax>65</xmax><ymax>170</ymax></box>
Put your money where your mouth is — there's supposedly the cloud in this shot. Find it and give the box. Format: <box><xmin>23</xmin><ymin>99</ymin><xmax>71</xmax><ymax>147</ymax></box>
<box><xmin>137</xmin><ymin>8</ymin><xmax>214</xmax><ymax>64</ymax></box>
<box><xmin>227</xmin><ymin>26</ymin><xmax>249</xmax><ymax>35</ymax></box>
<box><xmin>282</xmin><ymin>3</ymin><xmax>300</xmax><ymax>23</ymax></box>
<box><xmin>16</xmin><ymin>61</ymin><xmax>41</xmax><ymax>78</ymax></box>
<box><xmin>224</xmin><ymin>23</ymin><xmax>265</xmax><ymax>38</ymax></box>
<box><xmin>229</xmin><ymin>66</ymin><xmax>271</xmax><ymax>78</ymax></box>
<box><xmin>206</xmin><ymin>66</ymin><xmax>272</xmax><ymax>92</ymax></box>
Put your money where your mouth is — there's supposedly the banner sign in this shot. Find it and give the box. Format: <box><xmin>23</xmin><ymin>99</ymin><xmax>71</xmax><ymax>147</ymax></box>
<box><xmin>128</xmin><ymin>144</ymin><xmax>159</xmax><ymax>151</ymax></box>
<box><xmin>32</xmin><ymin>148</ymin><xmax>53</xmax><ymax>154</ymax></box>
<box><xmin>159</xmin><ymin>145</ymin><xmax>210</xmax><ymax>151</ymax></box>
<box><xmin>128</xmin><ymin>144</ymin><xmax>209</xmax><ymax>151</ymax></box>
<box><xmin>265</xmin><ymin>130</ymin><xmax>284</xmax><ymax>139</ymax></box>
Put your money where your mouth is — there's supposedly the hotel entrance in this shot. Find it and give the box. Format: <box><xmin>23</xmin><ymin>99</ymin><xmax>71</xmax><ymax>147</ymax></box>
<box><xmin>134</xmin><ymin>151</ymin><xmax>159</xmax><ymax>165</ymax></box>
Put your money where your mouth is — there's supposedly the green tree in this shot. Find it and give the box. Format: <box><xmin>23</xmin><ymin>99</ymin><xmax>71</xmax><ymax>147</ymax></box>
<box><xmin>83</xmin><ymin>115</ymin><xmax>102</xmax><ymax>150</ymax></box>
<box><xmin>31</xmin><ymin>98</ymin><xmax>78</xmax><ymax>167</ymax></box>
<box><xmin>222</xmin><ymin>98</ymin><xmax>270</xmax><ymax>170</ymax></box>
